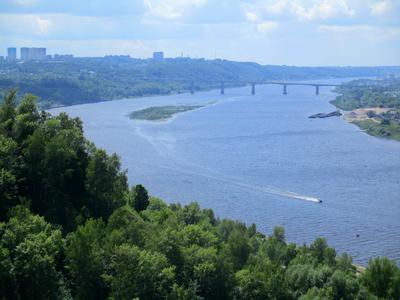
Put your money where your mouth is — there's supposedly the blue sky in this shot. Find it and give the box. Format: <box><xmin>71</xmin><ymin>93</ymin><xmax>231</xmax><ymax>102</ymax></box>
<box><xmin>0</xmin><ymin>0</ymin><xmax>399</xmax><ymax>66</ymax></box>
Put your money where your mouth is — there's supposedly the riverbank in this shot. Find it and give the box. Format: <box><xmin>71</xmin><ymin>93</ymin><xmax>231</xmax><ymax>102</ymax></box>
<box><xmin>331</xmin><ymin>77</ymin><xmax>400</xmax><ymax>141</ymax></box>
<box><xmin>342</xmin><ymin>108</ymin><xmax>400</xmax><ymax>141</ymax></box>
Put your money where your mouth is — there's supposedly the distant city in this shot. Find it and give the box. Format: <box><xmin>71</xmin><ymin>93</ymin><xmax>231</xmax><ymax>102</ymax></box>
<box><xmin>1</xmin><ymin>47</ymin><xmax>168</xmax><ymax>62</ymax></box>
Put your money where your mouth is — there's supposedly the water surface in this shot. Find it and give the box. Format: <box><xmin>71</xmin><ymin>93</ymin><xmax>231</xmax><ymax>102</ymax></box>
<box><xmin>51</xmin><ymin>81</ymin><xmax>400</xmax><ymax>265</ymax></box>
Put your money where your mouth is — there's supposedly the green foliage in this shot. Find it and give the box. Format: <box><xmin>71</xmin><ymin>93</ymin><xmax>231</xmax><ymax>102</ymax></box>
<box><xmin>1</xmin><ymin>89</ymin><xmax>399</xmax><ymax>299</ymax></box>
<box><xmin>86</xmin><ymin>149</ymin><xmax>127</xmax><ymax>219</ymax></box>
<box><xmin>0</xmin><ymin>89</ymin><xmax>17</xmax><ymax>137</ymax></box>
<box><xmin>129</xmin><ymin>105</ymin><xmax>204</xmax><ymax>121</ymax></box>
<box><xmin>332</xmin><ymin>78</ymin><xmax>400</xmax><ymax>110</ymax></box>
<box><xmin>362</xmin><ymin>257</ymin><xmax>400</xmax><ymax>299</ymax></box>
<box><xmin>65</xmin><ymin>219</ymin><xmax>107</xmax><ymax>299</ymax></box>
<box><xmin>1</xmin><ymin>59</ymin><xmax>399</xmax><ymax>108</ymax></box>
<box><xmin>0</xmin><ymin>90</ymin><xmax>128</xmax><ymax>230</ymax></box>
<box><xmin>104</xmin><ymin>244</ymin><xmax>175</xmax><ymax>300</ymax></box>
<box><xmin>0</xmin><ymin>206</ymin><xmax>69</xmax><ymax>299</ymax></box>
<box><xmin>353</xmin><ymin>119</ymin><xmax>400</xmax><ymax>141</ymax></box>
<box><xmin>129</xmin><ymin>184</ymin><xmax>149</xmax><ymax>212</ymax></box>
<box><xmin>331</xmin><ymin>78</ymin><xmax>400</xmax><ymax>141</ymax></box>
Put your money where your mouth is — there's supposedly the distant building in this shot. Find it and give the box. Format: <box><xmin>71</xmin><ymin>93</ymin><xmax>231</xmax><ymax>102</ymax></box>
<box><xmin>20</xmin><ymin>48</ymin><xmax>29</xmax><ymax>60</ymax></box>
<box><xmin>7</xmin><ymin>47</ymin><xmax>17</xmax><ymax>61</ymax></box>
<box><xmin>104</xmin><ymin>55</ymin><xmax>131</xmax><ymax>61</ymax></box>
<box><xmin>53</xmin><ymin>54</ymin><xmax>74</xmax><ymax>60</ymax></box>
<box><xmin>153</xmin><ymin>51</ymin><xmax>164</xmax><ymax>61</ymax></box>
<box><xmin>20</xmin><ymin>47</ymin><xmax>47</xmax><ymax>60</ymax></box>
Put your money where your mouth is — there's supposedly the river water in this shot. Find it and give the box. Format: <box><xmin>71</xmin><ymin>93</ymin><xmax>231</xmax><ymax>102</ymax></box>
<box><xmin>50</xmin><ymin>80</ymin><xmax>400</xmax><ymax>265</ymax></box>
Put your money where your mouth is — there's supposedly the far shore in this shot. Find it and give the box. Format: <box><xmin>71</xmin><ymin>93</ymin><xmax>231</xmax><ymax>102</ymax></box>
<box><xmin>342</xmin><ymin>108</ymin><xmax>400</xmax><ymax>141</ymax></box>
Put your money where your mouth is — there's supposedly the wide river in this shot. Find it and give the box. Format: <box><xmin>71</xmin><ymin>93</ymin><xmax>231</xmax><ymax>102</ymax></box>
<box><xmin>50</xmin><ymin>80</ymin><xmax>400</xmax><ymax>265</ymax></box>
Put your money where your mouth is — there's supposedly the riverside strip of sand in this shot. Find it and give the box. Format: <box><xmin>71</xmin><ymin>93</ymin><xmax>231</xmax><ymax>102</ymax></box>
<box><xmin>343</xmin><ymin>107</ymin><xmax>391</xmax><ymax>123</ymax></box>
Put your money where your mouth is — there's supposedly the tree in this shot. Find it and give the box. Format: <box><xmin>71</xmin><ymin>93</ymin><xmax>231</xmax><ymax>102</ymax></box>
<box><xmin>65</xmin><ymin>218</ymin><xmax>107</xmax><ymax>300</ymax></box>
<box><xmin>169</xmin><ymin>282</ymin><xmax>203</xmax><ymax>300</ymax></box>
<box><xmin>327</xmin><ymin>270</ymin><xmax>359</xmax><ymax>300</ymax></box>
<box><xmin>129</xmin><ymin>184</ymin><xmax>149</xmax><ymax>212</ymax></box>
<box><xmin>104</xmin><ymin>244</ymin><xmax>175</xmax><ymax>300</ymax></box>
<box><xmin>272</xmin><ymin>226</ymin><xmax>286</xmax><ymax>243</ymax></box>
<box><xmin>181</xmin><ymin>245</ymin><xmax>220</xmax><ymax>299</ymax></box>
<box><xmin>0</xmin><ymin>206</ymin><xmax>69</xmax><ymax>299</ymax></box>
<box><xmin>14</xmin><ymin>94</ymin><xmax>40</xmax><ymax>144</ymax></box>
<box><xmin>233</xmin><ymin>268</ymin><xmax>268</xmax><ymax>300</ymax></box>
<box><xmin>310</xmin><ymin>238</ymin><xmax>336</xmax><ymax>266</ymax></box>
<box><xmin>0</xmin><ymin>89</ymin><xmax>17</xmax><ymax>137</ymax></box>
<box><xmin>0</xmin><ymin>135</ymin><xmax>18</xmax><ymax>219</ymax></box>
<box><xmin>106</xmin><ymin>206</ymin><xmax>148</xmax><ymax>247</ymax></box>
<box><xmin>86</xmin><ymin>149</ymin><xmax>127</xmax><ymax>219</ymax></box>
<box><xmin>226</xmin><ymin>228</ymin><xmax>250</xmax><ymax>270</ymax></box>
<box><xmin>362</xmin><ymin>257</ymin><xmax>400</xmax><ymax>299</ymax></box>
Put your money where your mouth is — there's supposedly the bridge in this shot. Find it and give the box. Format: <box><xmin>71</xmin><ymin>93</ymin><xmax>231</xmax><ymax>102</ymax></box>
<box><xmin>130</xmin><ymin>77</ymin><xmax>361</xmax><ymax>95</ymax></box>
<box><xmin>209</xmin><ymin>81</ymin><xmax>342</xmax><ymax>96</ymax></box>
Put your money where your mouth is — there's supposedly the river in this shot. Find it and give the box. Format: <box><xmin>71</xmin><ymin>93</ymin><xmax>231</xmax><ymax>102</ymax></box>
<box><xmin>50</xmin><ymin>80</ymin><xmax>400</xmax><ymax>265</ymax></box>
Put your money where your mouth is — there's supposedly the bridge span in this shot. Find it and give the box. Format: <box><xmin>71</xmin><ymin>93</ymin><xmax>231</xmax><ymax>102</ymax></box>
<box><xmin>130</xmin><ymin>77</ymin><xmax>352</xmax><ymax>95</ymax></box>
<box><xmin>195</xmin><ymin>81</ymin><xmax>342</xmax><ymax>96</ymax></box>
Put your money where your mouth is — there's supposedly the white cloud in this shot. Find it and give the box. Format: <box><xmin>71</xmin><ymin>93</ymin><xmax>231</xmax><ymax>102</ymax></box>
<box><xmin>242</xmin><ymin>0</ymin><xmax>357</xmax><ymax>26</ymax></box>
<box><xmin>245</xmin><ymin>11</ymin><xmax>259</xmax><ymax>22</ymax></box>
<box><xmin>36</xmin><ymin>16</ymin><xmax>52</xmax><ymax>34</ymax></box>
<box><xmin>242</xmin><ymin>4</ymin><xmax>278</xmax><ymax>35</ymax></box>
<box><xmin>257</xmin><ymin>21</ymin><xmax>278</xmax><ymax>34</ymax></box>
<box><xmin>0</xmin><ymin>13</ymin><xmax>52</xmax><ymax>35</ymax></box>
<box><xmin>290</xmin><ymin>0</ymin><xmax>355</xmax><ymax>21</ymax></box>
<box><xmin>319</xmin><ymin>24</ymin><xmax>400</xmax><ymax>38</ymax></box>
<box><xmin>265</xmin><ymin>0</ymin><xmax>289</xmax><ymax>15</ymax></box>
<box><xmin>143</xmin><ymin>0</ymin><xmax>207</xmax><ymax>20</ymax></box>
<box><xmin>370</xmin><ymin>1</ymin><xmax>391</xmax><ymax>17</ymax></box>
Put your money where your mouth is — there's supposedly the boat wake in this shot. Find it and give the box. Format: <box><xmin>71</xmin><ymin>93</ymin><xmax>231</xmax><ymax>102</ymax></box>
<box><xmin>133</xmin><ymin>122</ymin><xmax>321</xmax><ymax>204</ymax></box>
<box><xmin>156</xmin><ymin>158</ymin><xmax>321</xmax><ymax>204</ymax></box>
<box><xmin>279</xmin><ymin>191</ymin><xmax>321</xmax><ymax>203</ymax></box>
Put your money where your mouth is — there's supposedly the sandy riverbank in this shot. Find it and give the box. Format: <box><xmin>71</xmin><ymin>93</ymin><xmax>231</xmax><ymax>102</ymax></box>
<box><xmin>343</xmin><ymin>107</ymin><xmax>391</xmax><ymax>122</ymax></box>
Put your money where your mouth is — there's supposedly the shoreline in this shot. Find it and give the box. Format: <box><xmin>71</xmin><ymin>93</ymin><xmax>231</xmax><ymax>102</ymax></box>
<box><xmin>44</xmin><ymin>84</ymin><xmax>244</xmax><ymax>110</ymax></box>
<box><xmin>47</xmin><ymin>77</ymin><xmax>362</xmax><ymax>110</ymax></box>
<box><xmin>128</xmin><ymin>104</ymin><xmax>207</xmax><ymax>122</ymax></box>
<box><xmin>340</xmin><ymin>108</ymin><xmax>400</xmax><ymax>141</ymax></box>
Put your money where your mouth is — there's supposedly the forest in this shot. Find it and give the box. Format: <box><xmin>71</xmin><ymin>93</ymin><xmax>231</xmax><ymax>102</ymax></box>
<box><xmin>1</xmin><ymin>57</ymin><xmax>400</xmax><ymax>108</ymax></box>
<box><xmin>0</xmin><ymin>89</ymin><xmax>400</xmax><ymax>299</ymax></box>
<box><xmin>332</xmin><ymin>78</ymin><xmax>400</xmax><ymax>111</ymax></box>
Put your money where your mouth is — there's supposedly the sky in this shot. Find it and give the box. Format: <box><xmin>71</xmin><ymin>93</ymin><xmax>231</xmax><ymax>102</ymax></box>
<box><xmin>0</xmin><ymin>0</ymin><xmax>399</xmax><ymax>66</ymax></box>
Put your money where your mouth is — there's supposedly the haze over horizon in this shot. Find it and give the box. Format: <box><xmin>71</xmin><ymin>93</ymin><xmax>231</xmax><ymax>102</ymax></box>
<box><xmin>1</xmin><ymin>0</ymin><xmax>400</xmax><ymax>66</ymax></box>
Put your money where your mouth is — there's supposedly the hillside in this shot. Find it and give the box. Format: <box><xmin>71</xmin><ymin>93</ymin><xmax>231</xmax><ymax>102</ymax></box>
<box><xmin>1</xmin><ymin>57</ymin><xmax>399</xmax><ymax>108</ymax></box>
<box><xmin>1</xmin><ymin>89</ymin><xmax>399</xmax><ymax>299</ymax></box>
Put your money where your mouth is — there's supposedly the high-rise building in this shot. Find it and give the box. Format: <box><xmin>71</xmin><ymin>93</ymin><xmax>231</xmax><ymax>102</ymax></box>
<box><xmin>153</xmin><ymin>51</ymin><xmax>164</xmax><ymax>61</ymax></box>
<box><xmin>21</xmin><ymin>47</ymin><xmax>29</xmax><ymax>60</ymax></box>
<box><xmin>7</xmin><ymin>47</ymin><xmax>17</xmax><ymax>61</ymax></box>
<box><xmin>20</xmin><ymin>47</ymin><xmax>47</xmax><ymax>60</ymax></box>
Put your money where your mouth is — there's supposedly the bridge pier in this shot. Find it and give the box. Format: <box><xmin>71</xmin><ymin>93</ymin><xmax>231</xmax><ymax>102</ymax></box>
<box><xmin>251</xmin><ymin>83</ymin><xmax>255</xmax><ymax>95</ymax></box>
<box><xmin>221</xmin><ymin>82</ymin><xmax>225</xmax><ymax>95</ymax></box>
<box><xmin>283</xmin><ymin>84</ymin><xmax>287</xmax><ymax>95</ymax></box>
<box><xmin>190</xmin><ymin>81</ymin><xmax>194</xmax><ymax>94</ymax></box>
<box><xmin>316</xmin><ymin>85</ymin><xmax>320</xmax><ymax>95</ymax></box>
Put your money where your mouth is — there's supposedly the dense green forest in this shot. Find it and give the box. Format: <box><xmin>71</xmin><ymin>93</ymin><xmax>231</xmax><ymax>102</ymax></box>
<box><xmin>332</xmin><ymin>78</ymin><xmax>400</xmax><ymax>140</ymax></box>
<box><xmin>1</xmin><ymin>90</ymin><xmax>400</xmax><ymax>299</ymax></box>
<box><xmin>332</xmin><ymin>78</ymin><xmax>400</xmax><ymax>111</ymax></box>
<box><xmin>1</xmin><ymin>57</ymin><xmax>400</xmax><ymax>108</ymax></box>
